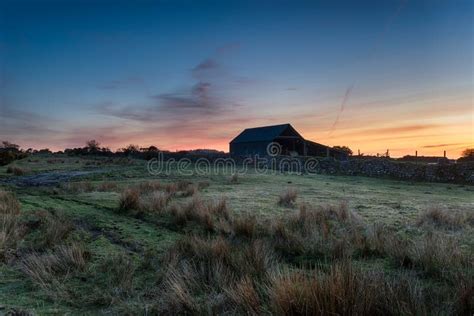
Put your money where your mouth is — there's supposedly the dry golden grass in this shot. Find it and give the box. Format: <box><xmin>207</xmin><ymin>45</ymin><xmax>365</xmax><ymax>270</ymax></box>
<box><xmin>268</xmin><ymin>262</ymin><xmax>426</xmax><ymax>316</ymax></box>
<box><xmin>226</xmin><ymin>277</ymin><xmax>261</xmax><ymax>314</ymax></box>
<box><xmin>146</xmin><ymin>191</ymin><xmax>172</xmax><ymax>213</ymax></box>
<box><xmin>118</xmin><ymin>189</ymin><xmax>140</xmax><ymax>212</ymax></box>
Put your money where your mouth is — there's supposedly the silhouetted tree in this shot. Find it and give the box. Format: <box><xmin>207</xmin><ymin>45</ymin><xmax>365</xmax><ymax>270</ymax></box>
<box><xmin>1</xmin><ymin>141</ymin><xmax>20</xmax><ymax>151</ymax></box>
<box><xmin>461</xmin><ymin>148</ymin><xmax>474</xmax><ymax>158</ymax></box>
<box><xmin>86</xmin><ymin>139</ymin><xmax>101</xmax><ymax>153</ymax></box>
<box><xmin>332</xmin><ymin>146</ymin><xmax>353</xmax><ymax>156</ymax></box>
<box><xmin>122</xmin><ymin>144</ymin><xmax>140</xmax><ymax>156</ymax></box>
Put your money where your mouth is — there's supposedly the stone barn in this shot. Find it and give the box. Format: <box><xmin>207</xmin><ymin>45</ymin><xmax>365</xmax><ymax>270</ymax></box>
<box><xmin>229</xmin><ymin>123</ymin><xmax>348</xmax><ymax>160</ymax></box>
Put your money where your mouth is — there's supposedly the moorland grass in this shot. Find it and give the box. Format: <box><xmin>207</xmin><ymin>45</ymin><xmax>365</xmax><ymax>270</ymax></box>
<box><xmin>0</xmin><ymin>155</ymin><xmax>472</xmax><ymax>314</ymax></box>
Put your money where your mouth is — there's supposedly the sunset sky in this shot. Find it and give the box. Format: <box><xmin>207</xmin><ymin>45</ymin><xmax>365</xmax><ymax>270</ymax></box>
<box><xmin>1</xmin><ymin>0</ymin><xmax>472</xmax><ymax>157</ymax></box>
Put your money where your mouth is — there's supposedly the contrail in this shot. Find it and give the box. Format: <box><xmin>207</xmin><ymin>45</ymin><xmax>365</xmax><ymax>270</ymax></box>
<box><xmin>327</xmin><ymin>0</ymin><xmax>407</xmax><ymax>136</ymax></box>
<box><xmin>328</xmin><ymin>83</ymin><xmax>354</xmax><ymax>136</ymax></box>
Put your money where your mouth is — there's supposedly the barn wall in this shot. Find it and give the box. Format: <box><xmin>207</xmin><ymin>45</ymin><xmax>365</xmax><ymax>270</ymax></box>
<box><xmin>230</xmin><ymin>141</ymin><xmax>271</xmax><ymax>157</ymax></box>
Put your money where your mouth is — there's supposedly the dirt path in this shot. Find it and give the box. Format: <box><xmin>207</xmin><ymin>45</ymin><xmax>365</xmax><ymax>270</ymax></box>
<box><xmin>0</xmin><ymin>170</ymin><xmax>101</xmax><ymax>187</ymax></box>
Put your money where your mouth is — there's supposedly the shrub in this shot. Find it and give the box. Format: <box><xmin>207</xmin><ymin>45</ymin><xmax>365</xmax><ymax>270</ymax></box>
<box><xmin>278</xmin><ymin>188</ymin><xmax>297</xmax><ymax>207</ymax></box>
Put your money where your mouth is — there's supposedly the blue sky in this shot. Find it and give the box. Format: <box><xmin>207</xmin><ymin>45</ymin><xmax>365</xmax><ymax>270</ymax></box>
<box><xmin>0</xmin><ymin>0</ymin><xmax>472</xmax><ymax>156</ymax></box>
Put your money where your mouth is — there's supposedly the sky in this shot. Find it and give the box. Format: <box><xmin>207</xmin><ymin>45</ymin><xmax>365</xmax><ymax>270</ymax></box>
<box><xmin>0</xmin><ymin>0</ymin><xmax>472</xmax><ymax>157</ymax></box>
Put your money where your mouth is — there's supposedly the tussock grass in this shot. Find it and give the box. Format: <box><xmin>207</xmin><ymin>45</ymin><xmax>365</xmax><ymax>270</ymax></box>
<box><xmin>137</xmin><ymin>180</ymin><xmax>163</xmax><ymax>193</ymax></box>
<box><xmin>278</xmin><ymin>188</ymin><xmax>297</xmax><ymax>207</ymax></box>
<box><xmin>96</xmin><ymin>181</ymin><xmax>118</xmax><ymax>192</ymax></box>
<box><xmin>118</xmin><ymin>181</ymin><xmax>208</xmax><ymax>215</ymax></box>
<box><xmin>98</xmin><ymin>253</ymin><xmax>136</xmax><ymax>298</ymax></box>
<box><xmin>268</xmin><ymin>263</ymin><xmax>427</xmax><ymax>316</ymax></box>
<box><xmin>408</xmin><ymin>232</ymin><xmax>471</xmax><ymax>278</ymax></box>
<box><xmin>417</xmin><ymin>207</ymin><xmax>473</xmax><ymax>230</ymax></box>
<box><xmin>157</xmin><ymin>232</ymin><xmax>431</xmax><ymax>315</ymax></box>
<box><xmin>37</xmin><ymin>212</ymin><xmax>74</xmax><ymax>249</ymax></box>
<box><xmin>63</xmin><ymin>181</ymin><xmax>95</xmax><ymax>193</ymax></box>
<box><xmin>229</xmin><ymin>173</ymin><xmax>239</xmax><ymax>184</ymax></box>
<box><xmin>3</xmin><ymin>170</ymin><xmax>471</xmax><ymax>315</ymax></box>
<box><xmin>232</xmin><ymin>215</ymin><xmax>257</xmax><ymax>238</ymax></box>
<box><xmin>6</xmin><ymin>165</ymin><xmax>26</xmax><ymax>176</ymax></box>
<box><xmin>20</xmin><ymin>242</ymin><xmax>88</xmax><ymax>301</ymax></box>
<box><xmin>226</xmin><ymin>276</ymin><xmax>261</xmax><ymax>314</ymax></box>
<box><xmin>166</xmin><ymin>196</ymin><xmax>230</xmax><ymax>231</ymax></box>
<box><xmin>118</xmin><ymin>188</ymin><xmax>140</xmax><ymax>212</ymax></box>
<box><xmin>0</xmin><ymin>191</ymin><xmax>23</xmax><ymax>261</ymax></box>
<box><xmin>146</xmin><ymin>191</ymin><xmax>172</xmax><ymax>213</ymax></box>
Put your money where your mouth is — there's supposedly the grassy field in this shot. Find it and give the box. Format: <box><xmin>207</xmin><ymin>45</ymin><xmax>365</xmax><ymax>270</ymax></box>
<box><xmin>0</xmin><ymin>155</ymin><xmax>473</xmax><ymax>315</ymax></box>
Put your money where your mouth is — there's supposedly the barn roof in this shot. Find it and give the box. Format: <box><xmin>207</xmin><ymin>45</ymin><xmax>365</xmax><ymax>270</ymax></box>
<box><xmin>230</xmin><ymin>123</ymin><xmax>302</xmax><ymax>143</ymax></box>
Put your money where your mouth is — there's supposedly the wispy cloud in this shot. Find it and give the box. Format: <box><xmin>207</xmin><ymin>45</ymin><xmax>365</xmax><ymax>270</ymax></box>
<box><xmin>98</xmin><ymin>48</ymin><xmax>250</xmax><ymax>128</ymax></box>
<box><xmin>423</xmin><ymin>143</ymin><xmax>466</xmax><ymax>148</ymax></box>
<box><xmin>97</xmin><ymin>76</ymin><xmax>144</xmax><ymax>90</ymax></box>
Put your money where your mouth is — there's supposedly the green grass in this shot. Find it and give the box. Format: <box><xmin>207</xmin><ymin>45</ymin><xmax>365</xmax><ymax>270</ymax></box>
<box><xmin>0</xmin><ymin>154</ymin><xmax>472</xmax><ymax>314</ymax></box>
